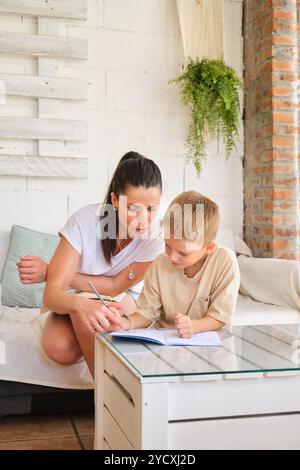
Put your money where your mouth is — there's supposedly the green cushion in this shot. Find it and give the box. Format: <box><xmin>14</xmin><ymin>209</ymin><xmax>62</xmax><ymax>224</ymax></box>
<box><xmin>1</xmin><ymin>225</ymin><xmax>59</xmax><ymax>308</ymax></box>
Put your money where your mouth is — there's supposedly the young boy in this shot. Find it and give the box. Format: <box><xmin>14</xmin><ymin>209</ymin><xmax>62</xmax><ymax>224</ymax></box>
<box><xmin>118</xmin><ymin>191</ymin><xmax>240</xmax><ymax>338</ymax></box>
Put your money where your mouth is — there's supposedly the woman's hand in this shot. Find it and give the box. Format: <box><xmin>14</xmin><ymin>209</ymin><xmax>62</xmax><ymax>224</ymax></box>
<box><xmin>17</xmin><ymin>256</ymin><xmax>48</xmax><ymax>284</ymax></box>
<box><xmin>73</xmin><ymin>297</ymin><xmax>124</xmax><ymax>334</ymax></box>
<box><xmin>103</xmin><ymin>302</ymin><xmax>125</xmax><ymax>332</ymax></box>
<box><xmin>175</xmin><ymin>312</ymin><xmax>193</xmax><ymax>339</ymax></box>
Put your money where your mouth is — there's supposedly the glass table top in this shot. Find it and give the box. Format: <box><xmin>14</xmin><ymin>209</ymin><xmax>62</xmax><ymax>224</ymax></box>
<box><xmin>99</xmin><ymin>324</ymin><xmax>300</xmax><ymax>378</ymax></box>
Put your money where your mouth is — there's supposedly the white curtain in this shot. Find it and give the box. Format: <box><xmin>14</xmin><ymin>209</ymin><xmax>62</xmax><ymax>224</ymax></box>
<box><xmin>176</xmin><ymin>0</ymin><xmax>224</xmax><ymax>62</ymax></box>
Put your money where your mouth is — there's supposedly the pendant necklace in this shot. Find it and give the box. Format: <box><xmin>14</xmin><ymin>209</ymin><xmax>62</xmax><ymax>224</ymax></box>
<box><xmin>116</xmin><ymin>237</ymin><xmax>135</xmax><ymax>280</ymax></box>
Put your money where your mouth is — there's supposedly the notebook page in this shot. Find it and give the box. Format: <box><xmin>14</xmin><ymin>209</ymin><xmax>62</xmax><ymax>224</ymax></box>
<box><xmin>164</xmin><ymin>330</ymin><xmax>222</xmax><ymax>346</ymax></box>
<box><xmin>111</xmin><ymin>329</ymin><xmax>222</xmax><ymax>346</ymax></box>
<box><xmin>111</xmin><ymin>329</ymin><xmax>167</xmax><ymax>344</ymax></box>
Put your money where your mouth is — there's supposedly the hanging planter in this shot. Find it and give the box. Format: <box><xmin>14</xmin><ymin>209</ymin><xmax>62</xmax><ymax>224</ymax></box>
<box><xmin>171</xmin><ymin>58</ymin><xmax>244</xmax><ymax>175</ymax></box>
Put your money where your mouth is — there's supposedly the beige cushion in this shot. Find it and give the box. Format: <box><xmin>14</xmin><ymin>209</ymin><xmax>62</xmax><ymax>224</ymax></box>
<box><xmin>238</xmin><ymin>255</ymin><xmax>300</xmax><ymax>312</ymax></box>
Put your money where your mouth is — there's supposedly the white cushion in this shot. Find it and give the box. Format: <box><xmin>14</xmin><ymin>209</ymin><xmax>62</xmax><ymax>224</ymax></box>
<box><xmin>238</xmin><ymin>255</ymin><xmax>300</xmax><ymax>312</ymax></box>
<box><xmin>0</xmin><ymin>300</ymin><xmax>93</xmax><ymax>389</ymax></box>
<box><xmin>234</xmin><ymin>294</ymin><xmax>300</xmax><ymax>326</ymax></box>
<box><xmin>234</xmin><ymin>234</ymin><xmax>252</xmax><ymax>257</ymax></box>
<box><xmin>216</xmin><ymin>229</ymin><xmax>252</xmax><ymax>257</ymax></box>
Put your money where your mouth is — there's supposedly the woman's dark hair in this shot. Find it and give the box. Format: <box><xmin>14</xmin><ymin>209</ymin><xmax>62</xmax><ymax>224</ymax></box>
<box><xmin>101</xmin><ymin>151</ymin><xmax>162</xmax><ymax>264</ymax></box>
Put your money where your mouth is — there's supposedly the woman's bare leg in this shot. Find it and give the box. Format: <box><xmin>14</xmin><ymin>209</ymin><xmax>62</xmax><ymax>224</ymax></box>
<box><xmin>42</xmin><ymin>311</ymin><xmax>95</xmax><ymax>376</ymax></box>
<box><xmin>42</xmin><ymin>313</ymin><xmax>82</xmax><ymax>365</ymax></box>
<box><xmin>69</xmin><ymin>293</ymin><xmax>137</xmax><ymax>377</ymax></box>
<box><xmin>69</xmin><ymin>314</ymin><xmax>95</xmax><ymax>376</ymax></box>
<box><xmin>42</xmin><ymin>293</ymin><xmax>137</xmax><ymax>377</ymax></box>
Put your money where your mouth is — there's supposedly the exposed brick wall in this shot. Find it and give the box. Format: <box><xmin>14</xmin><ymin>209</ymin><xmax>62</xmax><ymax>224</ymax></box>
<box><xmin>244</xmin><ymin>0</ymin><xmax>300</xmax><ymax>259</ymax></box>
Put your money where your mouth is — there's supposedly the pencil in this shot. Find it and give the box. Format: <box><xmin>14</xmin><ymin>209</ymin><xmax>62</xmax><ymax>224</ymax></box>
<box><xmin>88</xmin><ymin>281</ymin><xmax>114</xmax><ymax>313</ymax></box>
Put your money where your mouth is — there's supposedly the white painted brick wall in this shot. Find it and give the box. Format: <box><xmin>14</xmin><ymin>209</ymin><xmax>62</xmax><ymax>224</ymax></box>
<box><xmin>0</xmin><ymin>0</ymin><xmax>244</xmax><ymax>276</ymax></box>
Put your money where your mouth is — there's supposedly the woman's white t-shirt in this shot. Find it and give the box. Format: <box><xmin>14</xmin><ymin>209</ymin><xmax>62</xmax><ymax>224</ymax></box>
<box><xmin>59</xmin><ymin>204</ymin><xmax>165</xmax><ymax>299</ymax></box>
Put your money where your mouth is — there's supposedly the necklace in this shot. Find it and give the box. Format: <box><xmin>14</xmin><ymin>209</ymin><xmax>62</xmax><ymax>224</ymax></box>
<box><xmin>116</xmin><ymin>238</ymin><xmax>135</xmax><ymax>281</ymax></box>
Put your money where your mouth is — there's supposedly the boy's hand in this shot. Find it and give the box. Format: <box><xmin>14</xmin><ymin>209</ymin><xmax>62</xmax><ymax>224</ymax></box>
<box><xmin>175</xmin><ymin>312</ymin><xmax>193</xmax><ymax>339</ymax></box>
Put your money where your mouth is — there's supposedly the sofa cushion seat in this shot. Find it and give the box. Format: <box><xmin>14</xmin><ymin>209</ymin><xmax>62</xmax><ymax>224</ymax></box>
<box><xmin>0</xmin><ymin>291</ymin><xmax>93</xmax><ymax>389</ymax></box>
<box><xmin>234</xmin><ymin>294</ymin><xmax>300</xmax><ymax>326</ymax></box>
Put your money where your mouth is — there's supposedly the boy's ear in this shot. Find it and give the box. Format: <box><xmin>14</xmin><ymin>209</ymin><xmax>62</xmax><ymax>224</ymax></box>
<box><xmin>207</xmin><ymin>241</ymin><xmax>216</xmax><ymax>252</ymax></box>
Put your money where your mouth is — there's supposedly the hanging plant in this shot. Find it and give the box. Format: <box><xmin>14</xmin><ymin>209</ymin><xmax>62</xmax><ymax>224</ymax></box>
<box><xmin>171</xmin><ymin>58</ymin><xmax>244</xmax><ymax>175</ymax></box>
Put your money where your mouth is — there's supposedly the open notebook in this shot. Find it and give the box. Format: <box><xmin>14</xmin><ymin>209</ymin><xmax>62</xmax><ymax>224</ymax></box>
<box><xmin>111</xmin><ymin>329</ymin><xmax>222</xmax><ymax>347</ymax></box>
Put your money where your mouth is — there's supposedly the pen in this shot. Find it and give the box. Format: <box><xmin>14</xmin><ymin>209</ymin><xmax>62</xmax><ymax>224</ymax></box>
<box><xmin>88</xmin><ymin>281</ymin><xmax>114</xmax><ymax>313</ymax></box>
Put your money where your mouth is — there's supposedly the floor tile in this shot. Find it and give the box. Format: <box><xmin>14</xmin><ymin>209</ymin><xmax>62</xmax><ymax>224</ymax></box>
<box><xmin>0</xmin><ymin>436</ymin><xmax>81</xmax><ymax>450</ymax></box>
<box><xmin>80</xmin><ymin>435</ymin><xmax>94</xmax><ymax>450</ymax></box>
<box><xmin>0</xmin><ymin>413</ymin><xmax>75</xmax><ymax>442</ymax></box>
<box><xmin>70</xmin><ymin>411</ymin><xmax>94</xmax><ymax>436</ymax></box>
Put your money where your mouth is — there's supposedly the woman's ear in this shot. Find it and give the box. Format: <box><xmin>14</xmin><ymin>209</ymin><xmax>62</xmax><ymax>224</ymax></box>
<box><xmin>110</xmin><ymin>192</ymin><xmax>118</xmax><ymax>209</ymax></box>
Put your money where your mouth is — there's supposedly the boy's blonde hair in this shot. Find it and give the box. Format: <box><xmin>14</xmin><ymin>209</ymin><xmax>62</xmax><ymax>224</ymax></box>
<box><xmin>163</xmin><ymin>191</ymin><xmax>220</xmax><ymax>244</ymax></box>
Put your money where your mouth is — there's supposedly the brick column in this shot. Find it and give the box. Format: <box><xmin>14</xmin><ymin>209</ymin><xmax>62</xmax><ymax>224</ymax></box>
<box><xmin>244</xmin><ymin>0</ymin><xmax>300</xmax><ymax>259</ymax></box>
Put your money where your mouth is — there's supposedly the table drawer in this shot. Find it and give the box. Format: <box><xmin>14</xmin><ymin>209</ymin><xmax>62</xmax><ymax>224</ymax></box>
<box><xmin>168</xmin><ymin>413</ymin><xmax>300</xmax><ymax>450</ymax></box>
<box><xmin>103</xmin><ymin>407</ymin><xmax>134</xmax><ymax>450</ymax></box>
<box><xmin>105</xmin><ymin>348</ymin><xmax>139</xmax><ymax>404</ymax></box>
<box><xmin>103</xmin><ymin>438</ymin><xmax>110</xmax><ymax>450</ymax></box>
<box><xmin>104</xmin><ymin>371</ymin><xmax>137</xmax><ymax>446</ymax></box>
<box><xmin>169</xmin><ymin>376</ymin><xmax>300</xmax><ymax>420</ymax></box>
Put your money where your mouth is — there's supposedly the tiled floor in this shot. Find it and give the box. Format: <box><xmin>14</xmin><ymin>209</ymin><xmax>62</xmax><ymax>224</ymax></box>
<box><xmin>0</xmin><ymin>411</ymin><xmax>94</xmax><ymax>450</ymax></box>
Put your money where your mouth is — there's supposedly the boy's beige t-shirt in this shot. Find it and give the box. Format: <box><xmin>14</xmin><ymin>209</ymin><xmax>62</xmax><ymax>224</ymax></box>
<box><xmin>135</xmin><ymin>246</ymin><xmax>240</xmax><ymax>328</ymax></box>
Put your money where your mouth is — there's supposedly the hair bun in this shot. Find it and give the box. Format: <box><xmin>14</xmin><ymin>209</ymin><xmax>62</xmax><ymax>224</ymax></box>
<box><xmin>119</xmin><ymin>151</ymin><xmax>143</xmax><ymax>165</ymax></box>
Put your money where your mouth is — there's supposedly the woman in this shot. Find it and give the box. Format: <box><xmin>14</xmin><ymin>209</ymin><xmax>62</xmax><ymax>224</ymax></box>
<box><xmin>17</xmin><ymin>152</ymin><xmax>164</xmax><ymax>376</ymax></box>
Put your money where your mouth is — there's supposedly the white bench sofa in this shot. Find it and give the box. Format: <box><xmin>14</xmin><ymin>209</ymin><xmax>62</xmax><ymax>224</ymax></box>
<box><xmin>0</xmin><ymin>284</ymin><xmax>93</xmax><ymax>417</ymax></box>
<box><xmin>0</xmin><ymin>229</ymin><xmax>299</xmax><ymax>416</ymax></box>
